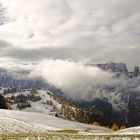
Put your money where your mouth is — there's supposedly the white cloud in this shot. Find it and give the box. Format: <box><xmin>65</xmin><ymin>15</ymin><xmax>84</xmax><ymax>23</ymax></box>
<box><xmin>0</xmin><ymin>57</ymin><xmax>36</xmax><ymax>70</ymax></box>
<box><xmin>0</xmin><ymin>0</ymin><xmax>140</xmax><ymax>67</ymax></box>
<box><xmin>0</xmin><ymin>0</ymin><xmax>81</xmax><ymax>48</ymax></box>
<box><xmin>32</xmin><ymin>59</ymin><xmax>129</xmax><ymax>101</ymax></box>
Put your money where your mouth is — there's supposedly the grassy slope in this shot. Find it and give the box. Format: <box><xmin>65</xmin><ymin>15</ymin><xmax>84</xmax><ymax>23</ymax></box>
<box><xmin>1</xmin><ymin>132</ymin><xmax>140</xmax><ymax>140</ymax></box>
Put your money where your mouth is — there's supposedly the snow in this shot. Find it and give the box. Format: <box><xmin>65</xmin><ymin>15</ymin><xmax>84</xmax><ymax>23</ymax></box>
<box><xmin>1</xmin><ymin>88</ymin><xmax>140</xmax><ymax>136</ymax></box>
<box><xmin>2</xmin><ymin>89</ymin><xmax>61</xmax><ymax>115</ymax></box>
<box><xmin>0</xmin><ymin>109</ymin><xmax>111</xmax><ymax>133</ymax></box>
<box><xmin>0</xmin><ymin>88</ymin><xmax>112</xmax><ymax>135</ymax></box>
<box><xmin>116</xmin><ymin>126</ymin><xmax>140</xmax><ymax>134</ymax></box>
<box><xmin>0</xmin><ymin>117</ymin><xmax>36</xmax><ymax>133</ymax></box>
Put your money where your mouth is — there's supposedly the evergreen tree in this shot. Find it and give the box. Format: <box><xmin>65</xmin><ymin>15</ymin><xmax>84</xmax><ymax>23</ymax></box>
<box><xmin>0</xmin><ymin>94</ymin><xmax>8</xmax><ymax>109</ymax></box>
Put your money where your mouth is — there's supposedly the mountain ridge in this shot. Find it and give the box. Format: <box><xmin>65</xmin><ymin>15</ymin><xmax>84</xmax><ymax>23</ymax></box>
<box><xmin>0</xmin><ymin>62</ymin><xmax>140</xmax><ymax>128</ymax></box>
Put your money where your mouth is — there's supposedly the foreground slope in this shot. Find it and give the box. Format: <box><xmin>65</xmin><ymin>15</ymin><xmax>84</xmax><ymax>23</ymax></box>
<box><xmin>117</xmin><ymin>126</ymin><xmax>140</xmax><ymax>134</ymax></box>
<box><xmin>0</xmin><ymin>109</ymin><xmax>110</xmax><ymax>133</ymax></box>
<box><xmin>1</xmin><ymin>110</ymin><xmax>140</xmax><ymax>140</ymax></box>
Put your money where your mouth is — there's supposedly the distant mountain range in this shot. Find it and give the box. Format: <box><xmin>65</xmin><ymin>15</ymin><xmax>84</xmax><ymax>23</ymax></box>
<box><xmin>0</xmin><ymin>62</ymin><xmax>140</xmax><ymax>128</ymax></box>
<box><xmin>0</xmin><ymin>68</ymin><xmax>48</xmax><ymax>89</ymax></box>
<box><xmin>0</xmin><ymin>62</ymin><xmax>139</xmax><ymax>89</ymax></box>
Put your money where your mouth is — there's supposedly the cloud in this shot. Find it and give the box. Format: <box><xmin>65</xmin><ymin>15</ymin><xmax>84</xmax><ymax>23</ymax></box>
<box><xmin>0</xmin><ymin>39</ymin><xmax>10</xmax><ymax>48</ymax></box>
<box><xmin>0</xmin><ymin>54</ymin><xmax>36</xmax><ymax>70</ymax></box>
<box><xmin>1</xmin><ymin>0</ymin><xmax>140</xmax><ymax>111</ymax></box>
<box><xmin>0</xmin><ymin>0</ymin><xmax>74</xmax><ymax>48</ymax></box>
<box><xmin>32</xmin><ymin>59</ymin><xmax>129</xmax><ymax>101</ymax></box>
<box><xmin>30</xmin><ymin>58</ymin><xmax>140</xmax><ymax>111</ymax></box>
<box><xmin>0</xmin><ymin>0</ymin><xmax>140</xmax><ymax>68</ymax></box>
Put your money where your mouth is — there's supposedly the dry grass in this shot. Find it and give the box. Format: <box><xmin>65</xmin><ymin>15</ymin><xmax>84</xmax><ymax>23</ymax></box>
<box><xmin>0</xmin><ymin>132</ymin><xmax>140</xmax><ymax>140</ymax></box>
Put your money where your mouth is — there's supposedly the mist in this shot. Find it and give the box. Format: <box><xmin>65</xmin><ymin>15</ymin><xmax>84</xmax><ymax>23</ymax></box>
<box><xmin>32</xmin><ymin>59</ymin><xmax>132</xmax><ymax>102</ymax></box>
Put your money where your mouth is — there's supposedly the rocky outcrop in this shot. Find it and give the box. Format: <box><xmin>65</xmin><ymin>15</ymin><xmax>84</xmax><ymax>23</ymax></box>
<box><xmin>97</xmin><ymin>63</ymin><xmax>129</xmax><ymax>76</ymax></box>
<box><xmin>96</xmin><ymin>62</ymin><xmax>140</xmax><ymax>78</ymax></box>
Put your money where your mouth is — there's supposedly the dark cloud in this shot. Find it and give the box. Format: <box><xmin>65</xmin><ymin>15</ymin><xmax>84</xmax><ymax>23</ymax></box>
<box><xmin>0</xmin><ymin>40</ymin><xmax>10</xmax><ymax>48</ymax></box>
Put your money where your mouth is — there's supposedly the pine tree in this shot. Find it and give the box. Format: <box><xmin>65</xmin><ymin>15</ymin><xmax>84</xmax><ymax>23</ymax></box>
<box><xmin>0</xmin><ymin>95</ymin><xmax>8</xmax><ymax>109</ymax></box>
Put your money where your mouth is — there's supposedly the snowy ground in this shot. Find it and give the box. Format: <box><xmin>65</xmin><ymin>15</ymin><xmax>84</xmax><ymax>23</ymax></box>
<box><xmin>0</xmin><ymin>110</ymin><xmax>140</xmax><ymax>139</ymax></box>
<box><xmin>2</xmin><ymin>89</ymin><xmax>61</xmax><ymax>115</ymax></box>
<box><xmin>0</xmin><ymin>109</ymin><xmax>110</xmax><ymax>134</ymax></box>
<box><xmin>116</xmin><ymin>126</ymin><xmax>140</xmax><ymax>134</ymax></box>
<box><xmin>1</xmin><ymin>88</ymin><xmax>140</xmax><ymax>139</ymax></box>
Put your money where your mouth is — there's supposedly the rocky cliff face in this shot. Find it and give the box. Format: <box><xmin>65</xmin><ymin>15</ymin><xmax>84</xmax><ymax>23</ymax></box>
<box><xmin>97</xmin><ymin>62</ymin><xmax>140</xmax><ymax>78</ymax></box>
<box><xmin>97</xmin><ymin>63</ymin><xmax>129</xmax><ymax>76</ymax></box>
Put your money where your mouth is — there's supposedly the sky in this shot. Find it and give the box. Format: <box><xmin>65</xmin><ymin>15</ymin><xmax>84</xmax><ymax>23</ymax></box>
<box><xmin>1</xmin><ymin>0</ymin><xmax>140</xmax><ymax>104</ymax></box>
<box><xmin>0</xmin><ymin>0</ymin><xmax>140</xmax><ymax>70</ymax></box>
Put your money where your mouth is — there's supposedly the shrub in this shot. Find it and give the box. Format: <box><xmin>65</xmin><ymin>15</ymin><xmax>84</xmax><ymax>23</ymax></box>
<box><xmin>93</xmin><ymin>121</ymin><xmax>100</xmax><ymax>126</ymax></box>
<box><xmin>111</xmin><ymin>123</ymin><xmax>119</xmax><ymax>131</ymax></box>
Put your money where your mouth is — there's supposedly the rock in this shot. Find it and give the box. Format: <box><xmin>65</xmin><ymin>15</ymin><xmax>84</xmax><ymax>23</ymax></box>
<box><xmin>97</xmin><ymin>63</ymin><xmax>128</xmax><ymax>76</ymax></box>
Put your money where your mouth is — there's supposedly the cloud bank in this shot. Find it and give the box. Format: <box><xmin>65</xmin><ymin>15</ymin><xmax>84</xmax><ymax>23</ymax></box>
<box><xmin>33</xmin><ymin>59</ymin><xmax>130</xmax><ymax>102</ymax></box>
<box><xmin>0</xmin><ymin>0</ymin><xmax>140</xmax><ymax>69</ymax></box>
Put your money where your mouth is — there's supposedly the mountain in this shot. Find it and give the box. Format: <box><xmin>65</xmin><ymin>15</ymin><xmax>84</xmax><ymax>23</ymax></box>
<box><xmin>96</xmin><ymin>62</ymin><xmax>140</xmax><ymax>78</ymax></box>
<box><xmin>58</xmin><ymin>63</ymin><xmax>140</xmax><ymax>128</ymax></box>
<box><xmin>0</xmin><ymin>63</ymin><xmax>140</xmax><ymax>129</ymax></box>
<box><xmin>97</xmin><ymin>62</ymin><xmax>129</xmax><ymax>77</ymax></box>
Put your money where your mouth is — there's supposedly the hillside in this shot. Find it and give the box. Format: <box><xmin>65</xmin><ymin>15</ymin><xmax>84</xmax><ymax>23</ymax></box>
<box><xmin>0</xmin><ymin>109</ymin><xmax>110</xmax><ymax>133</ymax></box>
<box><xmin>1</xmin><ymin>110</ymin><xmax>140</xmax><ymax>139</ymax></box>
<box><xmin>0</xmin><ymin>63</ymin><xmax>140</xmax><ymax>128</ymax></box>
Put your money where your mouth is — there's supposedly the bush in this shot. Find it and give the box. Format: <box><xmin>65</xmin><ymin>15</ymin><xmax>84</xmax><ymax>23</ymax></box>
<box><xmin>93</xmin><ymin>121</ymin><xmax>100</xmax><ymax>126</ymax></box>
<box><xmin>17</xmin><ymin>102</ymin><xmax>31</xmax><ymax>110</ymax></box>
<box><xmin>111</xmin><ymin>123</ymin><xmax>119</xmax><ymax>131</ymax></box>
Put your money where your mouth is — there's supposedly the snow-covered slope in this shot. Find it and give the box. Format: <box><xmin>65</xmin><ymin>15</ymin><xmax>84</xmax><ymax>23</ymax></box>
<box><xmin>0</xmin><ymin>109</ymin><xmax>111</xmax><ymax>133</ymax></box>
<box><xmin>2</xmin><ymin>89</ymin><xmax>61</xmax><ymax>115</ymax></box>
<box><xmin>116</xmin><ymin>126</ymin><xmax>140</xmax><ymax>134</ymax></box>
